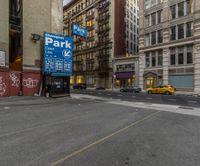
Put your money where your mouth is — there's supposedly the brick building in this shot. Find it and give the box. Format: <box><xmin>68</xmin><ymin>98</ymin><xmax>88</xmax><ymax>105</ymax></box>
<box><xmin>63</xmin><ymin>0</ymin><xmax>139</xmax><ymax>89</ymax></box>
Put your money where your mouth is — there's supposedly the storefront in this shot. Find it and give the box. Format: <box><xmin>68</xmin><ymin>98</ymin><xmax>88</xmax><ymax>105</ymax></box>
<box><xmin>143</xmin><ymin>71</ymin><xmax>163</xmax><ymax>89</ymax></box>
<box><xmin>114</xmin><ymin>72</ymin><xmax>135</xmax><ymax>88</ymax></box>
<box><xmin>169</xmin><ymin>75</ymin><xmax>194</xmax><ymax>90</ymax></box>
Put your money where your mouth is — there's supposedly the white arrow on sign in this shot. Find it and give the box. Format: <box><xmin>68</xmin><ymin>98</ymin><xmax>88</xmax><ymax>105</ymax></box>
<box><xmin>63</xmin><ymin>49</ymin><xmax>71</xmax><ymax>58</ymax></box>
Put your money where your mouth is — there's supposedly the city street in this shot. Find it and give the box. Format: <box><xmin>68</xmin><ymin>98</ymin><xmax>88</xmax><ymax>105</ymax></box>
<box><xmin>72</xmin><ymin>89</ymin><xmax>200</xmax><ymax>108</ymax></box>
<box><xmin>1</xmin><ymin>0</ymin><xmax>200</xmax><ymax>165</ymax></box>
<box><xmin>0</xmin><ymin>95</ymin><xmax>200</xmax><ymax>166</ymax></box>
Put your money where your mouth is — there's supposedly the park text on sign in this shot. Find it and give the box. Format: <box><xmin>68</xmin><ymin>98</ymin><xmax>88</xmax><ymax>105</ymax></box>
<box><xmin>0</xmin><ymin>51</ymin><xmax>6</xmax><ymax>67</ymax></box>
<box><xmin>43</xmin><ymin>32</ymin><xmax>73</xmax><ymax>76</ymax></box>
<box><xmin>72</xmin><ymin>23</ymin><xmax>87</xmax><ymax>38</ymax></box>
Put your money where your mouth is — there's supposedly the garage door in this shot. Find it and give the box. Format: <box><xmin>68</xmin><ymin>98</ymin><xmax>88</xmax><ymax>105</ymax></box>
<box><xmin>169</xmin><ymin>75</ymin><xmax>194</xmax><ymax>88</ymax></box>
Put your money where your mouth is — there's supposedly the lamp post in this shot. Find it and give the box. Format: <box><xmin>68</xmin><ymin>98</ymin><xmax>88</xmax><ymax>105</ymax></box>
<box><xmin>112</xmin><ymin>59</ymin><xmax>115</xmax><ymax>91</ymax></box>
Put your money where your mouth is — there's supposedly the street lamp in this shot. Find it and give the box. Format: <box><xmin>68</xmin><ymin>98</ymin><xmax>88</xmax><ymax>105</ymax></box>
<box><xmin>112</xmin><ymin>59</ymin><xmax>115</xmax><ymax>91</ymax></box>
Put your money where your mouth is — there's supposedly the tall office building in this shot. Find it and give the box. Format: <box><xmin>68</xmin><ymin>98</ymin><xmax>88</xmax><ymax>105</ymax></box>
<box><xmin>63</xmin><ymin>0</ymin><xmax>139</xmax><ymax>89</ymax></box>
<box><xmin>139</xmin><ymin>0</ymin><xmax>200</xmax><ymax>92</ymax></box>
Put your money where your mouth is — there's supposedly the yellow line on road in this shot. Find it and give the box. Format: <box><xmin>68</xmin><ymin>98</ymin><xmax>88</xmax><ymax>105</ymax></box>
<box><xmin>49</xmin><ymin>111</ymin><xmax>161</xmax><ymax>166</ymax></box>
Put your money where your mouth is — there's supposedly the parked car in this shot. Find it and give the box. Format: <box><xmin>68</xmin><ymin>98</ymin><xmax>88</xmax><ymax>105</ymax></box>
<box><xmin>96</xmin><ymin>87</ymin><xmax>105</xmax><ymax>90</ymax></box>
<box><xmin>120</xmin><ymin>86</ymin><xmax>141</xmax><ymax>93</ymax></box>
<box><xmin>146</xmin><ymin>84</ymin><xmax>175</xmax><ymax>95</ymax></box>
<box><xmin>73</xmin><ymin>83</ymin><xmax>87</xmax><ymax>89</ymax></box>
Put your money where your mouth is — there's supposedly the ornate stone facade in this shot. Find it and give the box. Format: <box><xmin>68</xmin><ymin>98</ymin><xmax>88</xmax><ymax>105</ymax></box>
<box><xmin>139</xmin><ymin>0</ymin><xmax>200</xmax><ymax>92</ymax></box>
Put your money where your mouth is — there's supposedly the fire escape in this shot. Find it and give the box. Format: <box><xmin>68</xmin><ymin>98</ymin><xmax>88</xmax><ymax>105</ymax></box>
<box><xmin>96</xmin><ymin>0</ymin><xmax>112</xmax><ymax>76</ymax></box>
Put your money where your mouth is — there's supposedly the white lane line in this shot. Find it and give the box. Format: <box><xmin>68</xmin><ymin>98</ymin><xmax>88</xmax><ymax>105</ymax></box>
<box><xmin>118</xmin><ymin>94</ymin><xmax>123</xmax><ymax>97</ymax></box>
<box><xmin>146</xmin><ymin>97</ymin><xmax>152</xmax><ymax>100</ymax></box>
<box><xmin>132</xmin><ymin>96</ymin><xmax>136</xmax><ymax>98</ymax></box>
<box><xmin>188</xmin><ymin>101</ymin><xmax>198</xmax><ymax>104</ymax></box>
<box><xmin>168</xmin><ymin>99</ymin><xmax>176</xmax><ymax>101</ymax></box>
<box><xmin>107</xmin><ymin>94</ymin><xmax>111</xmax><ymax>96</ymax></box>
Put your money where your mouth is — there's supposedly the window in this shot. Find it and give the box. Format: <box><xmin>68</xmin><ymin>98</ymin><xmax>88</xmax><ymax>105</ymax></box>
<box><xmin>144</xmin><ymin>0</ymin><xmax>161</xmax><ymax>9</ymax></box>
<box><xmin>144</xmin><ymin>0</ymin><xmax>151</xmax><ymax>9</ymax></box>
<box><xmin>157</xmin><ymin>10</ymin><xmax>162</xmax><ymax>24</ymax></box>
<box><xmin>186</xmin><ymin>0</ymin><xmax>192</xmax><ymax>15</ymax></box>
<box><xmin>151</xmin><ymin>31</ymin><xmax>156</xmax><ymax>45</ymax></box>
<box><xmin>145</xmin><ymin>30</ymin><xmax>163</xmax><ymax>46</ymax></box>
<box><xmin>178</xmin><ymin>47</ymin><xmax>184</xmax><ymax>64</ymax></box>
<box><xmin>170</xmin><ymin>5</ymin><xmax>176</xmax><ymax>19</ymax></box>
<box><xmin>151</xmin><ymin>13</ymin><xmax>156</xmax><ymax>26</ymax></box>
<box><xmin>170</xmin><ymin>45</ymin><xmax>193</xmax><ymax>66</ymax></box>
<box><xmin>145</xmin><ymin>53</ymin><xmax>150</xmax><ymax>67</ymax></box>
<box><xmin>178</xmin><ymin>24</ymin><xmax>184</xmax><ymax>39</ymax></box>
<box><xmin>145</xmin><ymin>34</ymin><xmax>150</xmax><ymax>46</ymax></box>
<box><xmin>145</xmin><ymin>50</ymin><xmax>163</xmax><ymax>68</ymax></box>
<box><xmin>178</xmin><ymin>2</ymin><xmax>184</xmax><ymax>17</ymax></box>
<box><xmin>171</xmin><ymin>22</ymin><xmax>193</xmax><ymax>41</ymax></box>
<box><xmin>151</xmin><ymin>0</ymin><xmax>157</xmax><ymax>6</ymax></box>
<box><xmin>145</xmin><ymin>15</ymin><xmax>150</xmax><ymax>27</ymax></box>
<box><xmin>171</xmin><ymin>26</ymin><xmax>176</xmax><ymax>40</ymax></box>
<box><xmin>170</xmin><ymin>48</ymin><xmax>176</xmax><ymax>65</ymax></box>
<box><xmin>157</xmin><ymin>30</ymin><xmax>163</xmax><ymax>43</ymax></box>
<box><xmin>158</xmin><ymin>50</ymin><xmax>163</xmax><ymax>66</ymax></box>
<box><xmin>152</xmin><ymin>52</ymin><xmax>156</xmax><ymax>67</ymax></box>
<box><xmin>187</xmin><ymin>45</ymin><xmax>193</xmax><ymax>64</ymax></box>
<box><xmin>186</xmin><ymin>22</ymin><xmax>192</xmax><ymax>37</ymax></box>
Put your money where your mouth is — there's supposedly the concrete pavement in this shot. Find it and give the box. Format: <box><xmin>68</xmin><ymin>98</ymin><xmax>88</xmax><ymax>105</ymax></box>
<box><xmin>0</xmin><ymin>95</ymin><xmax>200</xmax><ymax>166</ymax></box>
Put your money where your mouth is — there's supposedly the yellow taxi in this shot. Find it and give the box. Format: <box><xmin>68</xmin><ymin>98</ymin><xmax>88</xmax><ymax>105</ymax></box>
<box><xmin>146</xmin><ymin>84</ymin><xmax>175</xmax><ymax>95</ymax></box>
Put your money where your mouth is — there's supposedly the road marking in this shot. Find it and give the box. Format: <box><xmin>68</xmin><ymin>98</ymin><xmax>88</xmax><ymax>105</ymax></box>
<box><xmin>49</xmin><ymin>111</ymin><xmax>161</xmax><ymax>166</ymax></box>
<box><xmin>118</xmin><ymin>95</ymin><xmax>123</xmax><ymax>97</ymax></box>
<box><xmin>107</xmin><ymin>94</ymin><xmax>111</xmax><ymax>96</ymax></box>
<box><xmin>146</xmin><ymin>97</ymin><xmax>152</xmax><ymax>100</ymax></box>
<box><xmin>168</xmin><ymin>99</ymin><xmax>176</xmax><ymax>101</ymax></box>
<box><xmin>188</xmin><ymin>101</ymin><xmax>197</xmax><ymax>104</ymax></box>
<box><xmin>132</xmin><ymin>96</ymin><xmax>136</xmax><ymax>98</ymax></box>
<box><xmin>3</xmin><ymin>107</ymin><xmax>10</xmax><ymax>110</ymax></box>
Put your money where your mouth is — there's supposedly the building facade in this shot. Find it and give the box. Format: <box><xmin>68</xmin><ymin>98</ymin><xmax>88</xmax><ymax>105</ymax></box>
<box><xmin>114</xmin><ymin>0</ymin><xmax>139</xmax><ymax>88</ymax></box>
<box><xmin>63</xmin><ymin>0</ymin><xmax>139</xmax><ymax>89</ymax></box>
<box><xmin>139</xmin><ymin>0</ymin><xmax>200</xmax><ymax>92</ymax></box>
<box><xmin>0</xmin><ymin>0</ymin><xmax>63</xmax><ymax>97</ymax></box>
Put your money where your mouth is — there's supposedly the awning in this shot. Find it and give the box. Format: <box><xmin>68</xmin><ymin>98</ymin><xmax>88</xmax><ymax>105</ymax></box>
<box><xmin>115</xmin><ymin>72</ymin><xmax>134</xmax><ymax>79</ymax></box>
<box><xmin>51</xmin><ymin>73</ymin><xmax>71</xmax><ymax>77</ymax></box>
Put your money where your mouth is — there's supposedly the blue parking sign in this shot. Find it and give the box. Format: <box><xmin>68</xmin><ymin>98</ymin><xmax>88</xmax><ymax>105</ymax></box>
<box><xmin>72</xmin><ymin>23</ymin><xmax>87</xmax><ymax>38</ymax></box>
<box><xmin>43</xmin><ymin>32</ymin><xmax>73</xmax><ymax>76</ymax></box>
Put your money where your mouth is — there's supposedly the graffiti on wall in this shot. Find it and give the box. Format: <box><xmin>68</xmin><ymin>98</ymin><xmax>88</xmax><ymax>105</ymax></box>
<box><xmin>0</xmin><ymin>77</ymin><xmax>6</xmax><ymax>96</ymax></box>
<box><xmin>23</xmin><ymin>78</ymin><xmax>39</xmax><ymax>88</ymax></box>
<box><xmin>9</xmin><ymin>72</ymin><xmax>20</xmax><ymax>87</ymax></box>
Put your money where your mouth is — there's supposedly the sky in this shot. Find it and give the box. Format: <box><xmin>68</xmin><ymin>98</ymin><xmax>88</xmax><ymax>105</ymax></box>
<box><xmin>63</xmin><ymin>0</ymin><xmax>72</xmax><ymax>6</ymax></box>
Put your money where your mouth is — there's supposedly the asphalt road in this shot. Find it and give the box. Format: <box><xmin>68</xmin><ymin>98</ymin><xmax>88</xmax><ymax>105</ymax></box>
<box><xmin>0</xmin><ymin>97</ymin><xmax>200</xmax><ymax>166</ymax></box>
<box><xmin>72</xmin><ymin>89</ymin><xmax>200</xmax><ymax>108</ymax></box>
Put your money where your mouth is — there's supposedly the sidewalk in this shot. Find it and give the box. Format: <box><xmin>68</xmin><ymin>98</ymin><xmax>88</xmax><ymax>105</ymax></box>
<box><xmin>0</xmin><ymin>96</ymin><xmax>72</xmax><ymax>106</ymax></box>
